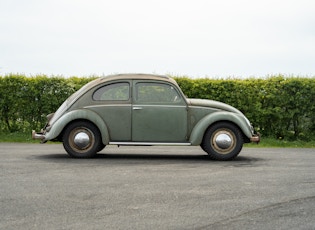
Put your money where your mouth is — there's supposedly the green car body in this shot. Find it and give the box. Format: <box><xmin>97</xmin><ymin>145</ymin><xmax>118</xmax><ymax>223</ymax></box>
<box><xmin>33</xmin><ymin>74</ymin><xmax>260</xmax><ymax>160</ymax></box>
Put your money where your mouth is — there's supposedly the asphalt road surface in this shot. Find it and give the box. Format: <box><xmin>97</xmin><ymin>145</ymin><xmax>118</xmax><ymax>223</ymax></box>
<box><xmin>1</xmin><ymin>143</ymin><xmax>315</xmax><ymax>230</ymax></box>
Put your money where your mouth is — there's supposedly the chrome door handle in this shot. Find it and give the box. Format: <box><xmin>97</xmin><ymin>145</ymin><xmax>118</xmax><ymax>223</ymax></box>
<box><xmin>133</xmin><ymin>107</ymin><xmax>142</xmax><ymax>110</ymax></box>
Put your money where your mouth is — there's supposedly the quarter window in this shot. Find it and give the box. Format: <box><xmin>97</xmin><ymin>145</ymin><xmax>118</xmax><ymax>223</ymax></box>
<box><xmin>93</xmin><ymin>82</ymin><xmax>130</xmax><ymax>101</ymax></box>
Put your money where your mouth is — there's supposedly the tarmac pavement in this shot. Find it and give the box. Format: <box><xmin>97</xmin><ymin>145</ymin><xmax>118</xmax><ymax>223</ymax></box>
<box><xmin>1</xmin><ymin>143</ymin><xmax>315</xmax><ymax>229</ymax></box>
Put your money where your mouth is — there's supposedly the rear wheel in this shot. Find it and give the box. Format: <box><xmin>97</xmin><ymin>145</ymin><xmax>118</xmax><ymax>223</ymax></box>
<box><xmin>201</xmin><ymin>122</ymin><xmax>243</xmax><ymax>160</ymax></box>
<box><xmin>97</xmin><ymin>143</ymin><xmax>106</xmax><ymax>153</ymax></box>
<box><xmin>63</xmin><ymin>121</ymin><xmax>102</xmax><ymax>158</ymax></box>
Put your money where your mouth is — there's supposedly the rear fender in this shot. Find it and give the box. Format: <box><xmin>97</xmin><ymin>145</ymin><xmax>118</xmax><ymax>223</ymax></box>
<box><xmin>45</xmin><ymin>109</ymin><xmax>109</xmax><ymax>144</ymax></box>
<box><xmin>189</xmin><ymin>112</ymin><xmax>252</xmax><ymax>145</ymax></box>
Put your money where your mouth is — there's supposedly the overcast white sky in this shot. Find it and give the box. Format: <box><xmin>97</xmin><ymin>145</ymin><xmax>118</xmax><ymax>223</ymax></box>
<box><xmin>1</xmin><ymin>0</ymin><xmax>315</xmax><ymax>78</ymax></box>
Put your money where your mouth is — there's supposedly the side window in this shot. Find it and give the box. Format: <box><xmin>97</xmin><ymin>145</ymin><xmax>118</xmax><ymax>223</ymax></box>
<box><xmin>136</xmin><ymin>82</ymin><xmax>181</xmax><ymax>103</ymax></box>
<box><xmin>93</xmin><ymin>82</ymin><xmax>130</xmax><ymax>101</ymax></box>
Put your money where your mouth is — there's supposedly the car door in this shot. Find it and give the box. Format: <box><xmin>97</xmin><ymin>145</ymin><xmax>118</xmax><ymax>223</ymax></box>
<box><xmin>132</xmin><ymin>80</ymin><xmax>188</xmax><ymax>142</ymax></box>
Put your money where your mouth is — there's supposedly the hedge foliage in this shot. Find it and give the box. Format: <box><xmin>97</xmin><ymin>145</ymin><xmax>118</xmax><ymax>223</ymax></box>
<box><xmin>175</xmin><ymin>76</ymin><xmax>315</xmax><ymax>140</ymax></box>
<box><xmin>0</xmin><ymin>74</ymin><xmax>94</xmax><ymax>133</ymax></box>
<box><xmin>0</xmin><ymin>74</ymin><xmax>314</xmax><ymax>140</ymax></box>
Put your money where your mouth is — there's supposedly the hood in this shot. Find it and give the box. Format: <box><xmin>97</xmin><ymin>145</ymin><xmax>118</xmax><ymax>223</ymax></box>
<box><xmin>187</xmin><ymin>98</ymin><xmax>242</xmax><ymax>114</ymax></box>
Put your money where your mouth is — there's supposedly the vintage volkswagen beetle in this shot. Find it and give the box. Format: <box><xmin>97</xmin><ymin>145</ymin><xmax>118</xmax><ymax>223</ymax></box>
<box><xmin>32</xmin><ymin>74</ymin><xmax>260</xmax><ymax>160</ymax></box>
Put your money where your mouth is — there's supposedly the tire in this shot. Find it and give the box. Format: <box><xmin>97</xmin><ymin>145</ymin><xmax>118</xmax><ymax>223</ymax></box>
<box><xmin>201</xmin><ymin>122</ymin><xmax>243</xmax><ymax>160</ymax></box>
<box><xmin>97</xmin><ymin>143</ymin><xmax>106</xmax><ymax>153</ymax></box>
<box><xmin>62</xmin><ymin>121</ymin><xmax>102</xmax><ymax>158</ymax></box>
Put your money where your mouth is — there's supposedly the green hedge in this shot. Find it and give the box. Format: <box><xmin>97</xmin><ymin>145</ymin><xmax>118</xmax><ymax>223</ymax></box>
<box><xmin>175</xmin><ymin>76</ymin><xmax>315</xmax><ymax>140</ymax></box>
<box><xmin>0</xmin><ymin>74</ymin><xmax>314</xmax><ymax>140</ymax></box>
<box><xmin>0</xmin><ymin>74</ymin><xmax>94</xmax><ymax>133</ymax></box>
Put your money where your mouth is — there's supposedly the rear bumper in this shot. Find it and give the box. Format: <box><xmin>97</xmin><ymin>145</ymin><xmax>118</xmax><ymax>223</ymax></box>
<box><xmin>32</xmin><ymin>130</ymin><xmax>46</xmax><ymax>143</ymax></box>
<box><xmin>32</xmin><ymin>113</ymin><xmax>55</xmax><ymax>142</ymax></box>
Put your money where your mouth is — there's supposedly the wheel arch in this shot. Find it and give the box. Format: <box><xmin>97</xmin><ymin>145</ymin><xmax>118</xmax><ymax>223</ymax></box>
<box><xmin>45</xmin><ymin>109</ymin><xmax>110</xmax><ymax>145</ymax></box>
<box><xmin>189</xmin><ymin>112</ymin><xmax>252</xmax><ymax>145</ymax></box>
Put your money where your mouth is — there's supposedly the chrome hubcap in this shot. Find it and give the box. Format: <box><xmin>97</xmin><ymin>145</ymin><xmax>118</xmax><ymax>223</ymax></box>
<box><xmin>73</xmin><ymin>132</ymin><xmax>90</xmax><ymax>149</ymax></box>
<box><xmin>212</xmin><ymin>129</ymin><xmax>236</xmax><ymax>154</ymax></box>
<box><xmin>215</xmin><ymin>133</ymin><xmax>232</xmax><ymax>149</ymax></box>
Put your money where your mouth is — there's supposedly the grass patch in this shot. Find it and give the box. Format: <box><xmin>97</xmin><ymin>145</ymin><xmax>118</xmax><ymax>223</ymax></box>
<box><xmin>0</xmin><ymin>132</ymin><xmax>38</xmax><ymax>143</ymax></box>
<box><xmin>245</xmin><ymin>137</ymin><xmax>315</xmax><ymax>148</ymax></box>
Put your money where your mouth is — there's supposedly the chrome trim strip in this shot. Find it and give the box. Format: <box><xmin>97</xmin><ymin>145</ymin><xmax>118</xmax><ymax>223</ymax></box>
<box><xmin>109</xmin><ymin>142</ymin><xmax>191</xmax><ymax>146</ymax></box>
<box><xmin>136</xmin><ymin>105</ymin><xmax>187</xmax><ymax>108</ymax></box>
<box><xmin>189</xmin><ymin>106</ymin><xmax>219</xmax><ymax>110</ymax></box>
<box><xmin>84</xmin><ymin>104</ymin><xmax>132</xmax><ymax>108</ymax></box>
<box><xmin>84</xmin><ymin>104</ymin><xmax>186</xmax><ymax>109</ymax></box>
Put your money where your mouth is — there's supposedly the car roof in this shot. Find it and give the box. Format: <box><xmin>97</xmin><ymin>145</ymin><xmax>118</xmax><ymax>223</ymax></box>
<box><xmin>70</xmin><ymin>74</ymin><xmax>184</xmax><ymax>104</ymax></box>
<box><xmin>101</xmin><ymin>73</ymin><xmax>176</xmax><ymax>83</ymax></box>
<box><xmin>79</xmin><ymin>74</ymin><xmax>181</xmax><ymax>95</ymax></box>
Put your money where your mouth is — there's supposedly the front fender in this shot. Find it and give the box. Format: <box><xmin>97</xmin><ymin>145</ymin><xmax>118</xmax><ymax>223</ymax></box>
<box><xmin>189</xmin><ymin>112</ymin><xmax>252</xmax><ymax>145</ymax></box>
<box><xmin>44</xmin><ymin>109</ymin><xmax>110</xmax><ymax>144</ymax></box>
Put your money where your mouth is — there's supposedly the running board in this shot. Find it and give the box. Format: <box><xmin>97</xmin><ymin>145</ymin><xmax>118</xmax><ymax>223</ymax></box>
<box><xmin>109</xmin><ymin>142</ymin><xmax>191</xmax><ymax>146</ymax></box>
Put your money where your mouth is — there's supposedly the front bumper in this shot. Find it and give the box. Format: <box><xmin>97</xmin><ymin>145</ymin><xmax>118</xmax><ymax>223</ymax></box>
<box><xmin>250</xmin><ymin>132</ymin><xmax>261</xmax><ymax>144</ymax></box>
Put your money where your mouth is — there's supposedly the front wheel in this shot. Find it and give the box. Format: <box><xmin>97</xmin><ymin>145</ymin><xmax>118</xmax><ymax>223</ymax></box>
<box><xmin>201</xmin><ymin>122</ymin><xmax>243</xmax><ymax>160</ymax></box>
<box><xmin>63</xmin><ymin>121</ymin><xmax>102</xmax><ymax>158</ymax></box>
